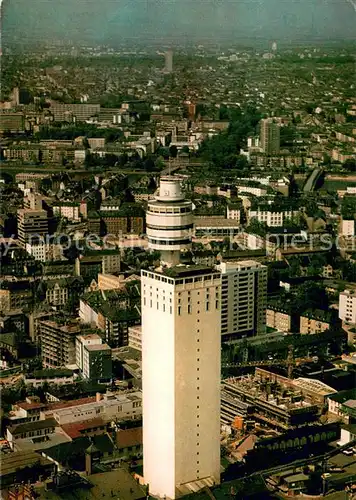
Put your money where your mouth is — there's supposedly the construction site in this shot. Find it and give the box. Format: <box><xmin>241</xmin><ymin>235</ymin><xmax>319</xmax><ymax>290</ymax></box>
<box><xmin>220</xmin><ymin>367</ymin><xmax>341</xmax><ymax>474</ymax></box>
<box><xmin>222</xmin><ymin>373</ymin><xmax>320</xmax><ymax>432</ymax></box>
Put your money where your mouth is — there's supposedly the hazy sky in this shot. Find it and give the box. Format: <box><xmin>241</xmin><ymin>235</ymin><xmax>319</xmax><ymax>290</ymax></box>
<box><xmin>2</xmin><ymin>0</ymin><xmax>356</xmax><ymax>45</ymax></box>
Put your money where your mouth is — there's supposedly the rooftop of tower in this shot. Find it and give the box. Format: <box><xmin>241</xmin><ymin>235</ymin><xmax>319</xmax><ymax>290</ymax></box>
<box><xmin>158</xmin><ymin>264</ymin><xmax>219</xmax><ymax>279</ymax></box>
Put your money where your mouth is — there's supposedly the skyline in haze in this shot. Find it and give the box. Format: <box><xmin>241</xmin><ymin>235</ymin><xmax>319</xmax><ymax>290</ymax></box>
<box><xmin>2</xmin><ymin>0</ymin><xmax>356</xmax><ymax>47</ymax></box>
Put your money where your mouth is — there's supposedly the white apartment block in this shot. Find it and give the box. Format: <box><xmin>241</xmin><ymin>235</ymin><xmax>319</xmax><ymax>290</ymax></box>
<box><xmin>341</xmin><ymin>220</ymin><xmax>355</xmax><ymax>237</ymax></box>
<box><xmin>248</xmin><ymin>208</ymin><xmax>295</xmax><ymax>227</ymax></box>
<box><xmin>339</xmin><ymin>290</ymin><xmax>356</xmax><ymax>324</ymax></box>
<box><xmin>76</xmin><ymin>333</ymin><xmax>111</xmax><ymax>380</ymax></box>
<box><xmin>236</xmin><ymin>185</ymin><xmax>267</xmax><ymax>197</ymax></box>
<box><xmin>226</xmin><ymin>205</ymin><xmax>241</xmax><ymax>222</ymax></box>
<box><xmin>217</xmin><ymin>260</ymin><xmax>267</xmax><ymax>340</ymax></box>
<box><xmin>79</xmin><ymin>299</ymin><xmax>99</xmax><ymax>325</ymax></box>
<box><xmin>141</xmin><ymin>267</ymin><xmax>221</xmax><ymax>499</ymax></box>
<box><xmin>26</xmin><ymin>242</ymin><xmax>64</xmax><ymax>262</ymax></box>
<box><xmin>128</xmin><ymin>325</ymin><xmax>142</xmax><ymax>351</ymax></box>
<box><xmin>52</xmin><ymin>202</ymin><xmax>81</xmax><ymax>222</ymax></box>
<box><xmin>51</xmin><ymin>391</ymin><xmax>142</xmax><ymax>425</ymax></box>
<box><xmin>76</xmin><ymin>333</ymin><xmax>103</xmax><ymax>371</ymax></box>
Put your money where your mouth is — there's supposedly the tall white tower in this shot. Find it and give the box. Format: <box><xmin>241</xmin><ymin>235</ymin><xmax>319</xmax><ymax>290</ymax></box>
<box><xmin>142</xmin><ymin>176</ymin><xmax>221</xmax><ymax>499</ymax></box>
<box><xmin>146</xmin><ymin>176</ymin><xmax>193</xmax><ymax>266</ymax></box>
<box><xmin>272</xmin><ymin>41</ymin><xmax>277</xmax><ymax>52</ymax></box>
<box><xmin>142</xmin><ymin>266</ymin><xmax>221</xmax><ymax>499</ymax></box>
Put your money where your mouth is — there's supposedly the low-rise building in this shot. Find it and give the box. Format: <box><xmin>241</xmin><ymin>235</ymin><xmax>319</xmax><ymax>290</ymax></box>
<box><xmin>266</xmin><ymin>306</ymin><xmax>293</xmax><ymax>332</ymax></box>
<box><xmin>328</xmin><ymin>388</ymin><xmax>356</xmax><ymax>422</ymax></box>
<box><xmin>52</xmin><ymin>201</ymin><xmax>81</xmax><ymax>222</ymax></box>
<box><xmin>300</xmin><ymin>309</ymin><xmax>338</xmax><ymax>335</ymax></box>
<box><xmin>341</xmin><ymin>219</ymin><xmax>355</xmax><ymax>237</ymax></box>
<box><xmin>226</xmin><ymin>202</ymin><xmax>242</xmax><ymax>222</ymax></box>
<box><xmin>51</xmin><ymin>391</ymin><xmax>142</xmax><ymax>425</ymax></box>
<box><xmin>6</xmin><ymin>418</ymin><xmax>58</xmax><ymax>450</ymax></box>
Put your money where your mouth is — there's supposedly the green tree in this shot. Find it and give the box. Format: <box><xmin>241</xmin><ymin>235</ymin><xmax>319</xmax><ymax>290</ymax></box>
<box><xmin>169</xmin><ymin>145</ymin><xmax>178</xmax><ymax>158</ymax></box>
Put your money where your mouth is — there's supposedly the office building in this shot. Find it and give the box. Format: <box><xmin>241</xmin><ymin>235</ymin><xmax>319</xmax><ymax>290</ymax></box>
<box><xmin>260</xmin><ymin>118</ymin><xmax>280</xmax><ymax>154</ymax></box>
<box><xmin>76</xmin><ymin>333</ymin><xmax>112</xmax><ymax>381</ymax></box>
<box><xmin>217</xmin><ymin>260</ymin><xmax>267</xmax><ymax>341</ymax></box>
<box><xmin>146</xmin><ymin>176</ymin><xmax>193</xmax><ymax>266</ymax></box>
<box><xmin>142</xmin><ymin>176</ymin><xmax>221</xmax><ymax>498</ymax></box>
<box><xmin>17</xmin><ymin>209</ymin><xmax>49</xmax><ymax>248</ymax></box>
<box><xmin>165</xmin><ymin>49</ymin><xmax>173</xmax><ymax>73</ymax></box>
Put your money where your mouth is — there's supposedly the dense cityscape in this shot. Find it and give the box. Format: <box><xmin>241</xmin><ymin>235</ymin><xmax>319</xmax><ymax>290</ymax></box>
<box><xmin>0</xmin><ymin>6</ymin><xmax>356</xmax><ymax>499</ymax></box>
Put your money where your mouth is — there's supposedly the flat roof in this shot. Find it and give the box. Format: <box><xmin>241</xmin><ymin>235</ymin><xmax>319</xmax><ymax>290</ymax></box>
<box><xmin>85</xmin><ymin>343</ymin><xmax>111</xmax><ymax>352</ymax></box>
<box><xmin>194</xmin><ymin>217</ymin><xmax>240</xmax><ymax>227</ymax></box>
<box><xmin>159</xmin><ymin>264</ymin><xmax>219</xmax><ymax>279</ymax></box>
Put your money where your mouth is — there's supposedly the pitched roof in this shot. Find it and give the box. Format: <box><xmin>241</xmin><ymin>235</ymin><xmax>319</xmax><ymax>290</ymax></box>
<box><xmin>9</xmin><ymin>417</ymin><xmax>58</xmax><ymax>436</ymax></box>
<box><xmin>115</xmin><ymin>427</ymin><xmax>142</xmax><ymax>449</ymax></box>
<box><xmin>61</xmin><ymin>417</ymin><xmax>106</xmax><ymax>439</ymax></box>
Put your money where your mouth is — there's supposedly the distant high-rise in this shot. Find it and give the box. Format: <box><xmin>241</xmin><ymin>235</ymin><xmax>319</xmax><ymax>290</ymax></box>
<box><xmin>217</xmin><ymin>260</ymin><xmax>267</xmax><ymax>341</ymax></box>
<box><xmin>272</xmin><ymin>41</ymin><xmax>278</xmax><ymax>52</ymax></box>
<box><xmin>17</xmin><ymin>208</ymin><xmax>49</xmax><ymax>248</ymax></box>
<box><xmin>142</xmin><ymin>176</ymin><xmax>221</xmax><ymax>498</ymax></box>
<box><xmin>260</xmin><ymin>118</ymin><xmax>280</xmax><ymax>154</ymax></box>
<box><xmin>165</xmin><ymin>49</ymin><xmax>173</xmax><ymax>73</ymax></box>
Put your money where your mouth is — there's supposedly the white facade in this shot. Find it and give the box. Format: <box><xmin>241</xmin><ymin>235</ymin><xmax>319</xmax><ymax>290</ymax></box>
<box><xmin>26</xmin><ymin>242</ymin><xmax>64</xmax><ymax>262</ymax></box>
<box><xmin>217</xmin><ymin>260</ymin><xmax>267</xmax><ymax>339</ymax></box>
<box><xmin>53</xmin><ymin>203</ymin><xmax>80</xmax><ymax>222</ymax></box>
<box><xmin>339</xmin><ymin>290</ymin><xmax>356</xmax><ymax>324</ymax></box>
<box><xmin>141</xmin><ymin>267</ymin><xmax>221</xmax><ymax>499</ymax></box>
<box><xmin>341</xmin><ymin>220</ymin><xmax>355</xmax><ymax>237</ymax></box>
<box><xmin>76</xmin><ymin>333</ymin><xmax>103</xmax><ymax>371</ymax></box>
<box><xmin>236</xmin><ymin>185</ymin><xmax>267</xmax><ymax>197</ymax></box>
<box><xmin>226</xmin><ymin>206</ymin><xmax>241</xmax><ymax>222</ymax></box>
<box><xmin>51</xmin><ymin>391</ymin><xmax>142</xmax><ymax>425</ymax></box>
<box><xmin>128</xmin><ymin>325</ymin><xmax>142</xmax><ymax>351</ymax></box>
<box><xmin>249</xmin><ymin>208</ymin><xmax>295</xmax><ymax>227</ymax></box>
<box><xmin>146</xmin><ymin>176</ymin><xmax>193</xmax><ymax>266</ymax></box>
<box><xmin>79</xmin><ymin>299</ymin><xmax>99</xmax><ymax>325</ymax></box>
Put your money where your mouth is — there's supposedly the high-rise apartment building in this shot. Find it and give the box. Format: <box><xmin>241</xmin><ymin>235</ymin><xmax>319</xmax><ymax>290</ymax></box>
<box><xmin>217</xmin><ymin>260</ymin><xmax>267</xmax><ymax>341</ymax></box>
<box><xmin>38</xmin><ymin>319</ymin><xmax>80</xmax><ymax>368</ymax></box>
<box><xmin>142</xmin><ymin>176</ymin><xmax>221</xmax><ymax>498</ymax></box>
<box><xmin>17</xmin><ymin>209</ymin><xmax>49</xmax><ymax>248</ymax></box>
<box><xmin>165</xmin><ymin>49</ymin><xmax>173</xmax><ymax>73</ymax></box>
<box><xmin>76</xmin><ymin>333</ymin><xmax>112</xmax><ymax>381</ymax></box>
<box><xmin>260</xmin><ymin>118</ymin><xmax>280</xmax><ymax>154</ymax></box>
